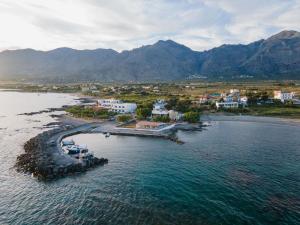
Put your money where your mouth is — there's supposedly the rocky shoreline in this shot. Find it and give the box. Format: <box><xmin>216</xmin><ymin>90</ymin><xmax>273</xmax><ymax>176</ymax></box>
<box><xmin>15</xmin><ymin>106</ymin><xmax>204</xmax><ymax>180</ymax></box>
<box><xmin>15</xmin><ymin>126</ymin><xmax>108</xmax><ymax>180</ymax></box>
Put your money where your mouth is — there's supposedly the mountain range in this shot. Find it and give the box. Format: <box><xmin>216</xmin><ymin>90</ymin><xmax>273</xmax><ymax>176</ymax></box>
<box><xmin>0</xmin><ymin>30</ymin><xmax>300</xmax><ymax>82</ymax></box>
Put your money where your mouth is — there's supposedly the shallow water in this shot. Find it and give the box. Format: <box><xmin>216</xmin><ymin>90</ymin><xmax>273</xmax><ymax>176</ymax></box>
<box><xmin>0</xmin><ymin>91</ymin><xmax>299</xmax><ymax>225</ymax></box>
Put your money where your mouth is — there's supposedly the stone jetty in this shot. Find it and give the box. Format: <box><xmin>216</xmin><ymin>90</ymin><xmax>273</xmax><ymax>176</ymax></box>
<box><xmin>15</xmin><ymin>123</ymin><xmax>108</xmax><ymax>180</ymax></box>
<box><xmin>15</xmin><ymin>120</ymin><xmax>192</xmax><ymax>180</ymax></box>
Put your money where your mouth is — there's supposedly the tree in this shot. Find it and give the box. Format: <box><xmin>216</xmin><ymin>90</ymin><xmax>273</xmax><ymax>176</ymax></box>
<box><xmin>136</xmin><ymin>107</ymin><xmax>152</xmax><ymax>119</ymax></box>
<box><xmin>246</xmin><ymin>92</ymin><xmax>258</xmax><ymax>105</ymax></box>
<box><xmin>183</xmin><ymin>111</ymin><xmax>200</xmax><ymax>123</ymax></box>
<box><xmin>260</xmin><ymin>91</ymin><xmax>269</xmax><ymax>102</ymax></box>
<box><xmin>153</xmin><ymin>115</ymin><xmax>170</xmax><ymax>123</ymax></box>
<box><xmin>175</xmin><ymin>100</ymin><xmax>191</xmax><ymax>113</ymax></box>
<box><xmin>165</xmin><ymin>97</ymin><xmax>178</xmax><ymax>110</ymax></box>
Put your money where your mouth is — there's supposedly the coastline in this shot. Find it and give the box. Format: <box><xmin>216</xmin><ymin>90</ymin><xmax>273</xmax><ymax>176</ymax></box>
<box><xmin>14</xmin><ymin>91</ymin><xmax>299</xmax><ymax>180</ymax></box>
<box><xmin>201</xmin><ymin>113</ymin><xmax>300</xmax><ymax>125</ymax></box>
<box><xmin>15</xmin><ymin>113</ymin><xmax>191</xmax><ymax>180</ymax></box>
<box><xmin>15</xmin><ymin>122</ymin><xmax>109</xmax><ymax>180</ymax></box>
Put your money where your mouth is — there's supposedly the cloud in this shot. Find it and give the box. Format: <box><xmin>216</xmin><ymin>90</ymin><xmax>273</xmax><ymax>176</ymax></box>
<box><xmin>0</xmin><ymin>0</ymin><xmax>299</xmax><ymax>52</ymax></box>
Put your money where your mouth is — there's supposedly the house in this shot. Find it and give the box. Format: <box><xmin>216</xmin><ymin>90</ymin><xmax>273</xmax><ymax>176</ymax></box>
<box><xmin>224</xmin><ymin>95</ymin><xmax>234</xmax><ymax>102</ymax></box>
<box><xmin>98</xmin><ymin>99</ymin><xmax>137</xmax><ymax>114</ymax></box>
<box><xmin>216</xmin><ymin>101</ymin><xmax>239</xmax><ymax>109</ymax></box>
<box><xmin>292</xmin><ymin>99</ymin><xmax>300</xmax><ymax>105</ymax></box>
<box><xmin>136</xmin><ymin>121</ymin><xmax>166</xmax><ymax>129</ymax></box>
<box><xmin>168</xmin><ymin>110</ymin><xmax>183</xmax><ymax>121</ymax></box>
<box><xmin>230</xmin><ymin>89</ymin><xmax>240</xmax><ymax>94</ymax></box>
<box><xmin>199</xmin><ymin>95</ymin><xmax>209</xmax><ymax>104</ymax></box>
<box><xmin>98</xmin><ymin>99</ymin><xmax>122</xmax><ymax>108</ymax></box>
<box><xmin>209</xmin><ymin>93</ymin><xmax>221</xmax><ymax>99</ymax></box>
<box><xmin>81</xmin><ymin>85</ymin><xmax>97</xmax><ymax>92</ymax></box>
<box><xmin>81</xmin><ymin>87</ymin><xmax>88</xmax><ymax>92</ymax></box>
<box><xmin>239</xmin><ymin>96</ymin><xmax>248</xmax><ymax>106</ymax></box>
<box><xmin>152</xmin><ymin>100</ymin><xmax>169</xmax><ymax>117</ymax></box>
<box><xmin>216</xmin><ymin>92</ymin><xmax>239</xmax><ymax>109</ymax></box>
<box><xmin>274</xmin><ymin>91</ymin><xmax>295</xmax><ymax>103</ymax></box>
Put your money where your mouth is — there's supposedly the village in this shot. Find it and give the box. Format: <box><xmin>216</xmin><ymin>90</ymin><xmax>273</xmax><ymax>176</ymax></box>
<box><xmin>2</xmin><ymin>80</ymin><xmax>300</xmax><ymax>120</ymax></box>
<box><xmin>64</xmin><ymin>85</ymin><xmax>300</xmax><ymax>133</ymax></box>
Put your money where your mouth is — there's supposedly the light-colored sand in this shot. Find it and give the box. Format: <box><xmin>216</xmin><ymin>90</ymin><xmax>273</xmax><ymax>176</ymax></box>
<box><xmin>201</xmin><ymin>114</ymin><xmax>300</xmax><ymax>125</ymax></box>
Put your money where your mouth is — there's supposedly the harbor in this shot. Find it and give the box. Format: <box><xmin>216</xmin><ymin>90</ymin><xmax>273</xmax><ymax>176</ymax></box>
<box><xmin>15</xmin><ymin>118</ymin><xmax>189</xmax><ymax>180</ymax></box>
<box><xmin>15</xmin><ymin>123</ymin><xmax>108</xmax><ymax>180</ymax></box>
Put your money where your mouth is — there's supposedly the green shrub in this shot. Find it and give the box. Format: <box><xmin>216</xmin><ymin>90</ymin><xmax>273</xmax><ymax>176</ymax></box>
<box><xmin>117</xmin><ymin>114</ymin><xmax>132</xmax><ymax>123</ymax></box>
<box><xmin>66</xmin><ymin>105</ymin><xmax>115</xmax><ymax>119</ymax></box>
<box><xmin>153</xmin><ymin>115</ymin><xmax>170</xmax><ymax>123</ymax></box>
<box><xmin>136</xmin><ymin>107</ymin><xmax>152</xmax><ymax>119</ymax></box>
<box><xmin>183</xmin><ymin>111</ymin><xmax>200</xmax><ymax>123</ymax></box>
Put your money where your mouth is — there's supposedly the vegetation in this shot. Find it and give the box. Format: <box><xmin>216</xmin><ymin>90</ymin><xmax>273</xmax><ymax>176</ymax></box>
<box><xmin>183</xmin><ymin>111</ymin><xmax>200</xmax><ymax>123</ymax></box>
<box><xmin>66</xmin><ymin>106</ymin><xmax>115</xmax><ymax>119</ymax></box>
<box><xmin>247</xmin><ymin>105</ymin><xmax>300</xmax><ymax>118</ymax></box>
<box><xmin>246</xmin><ymin>91</ymin><xmax>270</xmax><ymax>104</ymax></box>
<box><xmin>116</xmin><ymin>114</ymin><xmax>132</xmax><ymax>123</ymax></box>
<box><xmin>136</xmin><ymin>107</ymin><xmax>152</xmax><ymax>120</ymax></box>
<box><xmin>4</xmin><ymin>80</ymin><xmax>299</xmax><ymax>120</ymax></box>
<box><xmin>153</xmin><ymin>115</ymin><xmax>171</xmax><ymax>123</ymax></box>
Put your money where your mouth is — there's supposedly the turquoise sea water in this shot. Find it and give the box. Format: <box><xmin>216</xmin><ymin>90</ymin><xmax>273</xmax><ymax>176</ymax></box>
<box><xmin>0</xmin><ymin>91</ymin><xmax>299</xmax><ymax>225</ymax></box>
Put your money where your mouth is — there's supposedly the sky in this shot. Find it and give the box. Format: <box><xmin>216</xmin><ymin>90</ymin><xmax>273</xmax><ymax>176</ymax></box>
<box><xmin>0</xmin><ymin>0</ymin><xmax>299</xmax><ymax>52</ymax></box>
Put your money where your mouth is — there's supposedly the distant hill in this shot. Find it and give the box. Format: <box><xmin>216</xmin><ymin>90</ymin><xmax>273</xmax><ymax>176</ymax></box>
<box><xmin>0</xmin><ymin>30</ymin><xmax>300</xmax><ymax>82</ymax></box>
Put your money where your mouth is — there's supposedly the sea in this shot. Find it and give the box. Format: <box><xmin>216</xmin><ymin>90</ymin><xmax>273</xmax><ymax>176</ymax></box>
<box><xmin>0</xmin><ymin>91</ymin><xmax>299</xmax><ymax>225</ymax></box>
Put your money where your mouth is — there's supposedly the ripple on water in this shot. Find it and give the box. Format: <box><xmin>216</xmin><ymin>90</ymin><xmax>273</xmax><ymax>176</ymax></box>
<box><xmin>1</xmin><ymin>92</ymin><xmax>300</xmax><ymax>225</ymax></box>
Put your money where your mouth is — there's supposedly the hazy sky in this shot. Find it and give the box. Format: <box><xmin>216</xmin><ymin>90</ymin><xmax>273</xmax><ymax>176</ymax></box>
<box><xmin>0</xmin><ymin>0</ymin><xmax>299</xmax><ymax>52</ymax></box>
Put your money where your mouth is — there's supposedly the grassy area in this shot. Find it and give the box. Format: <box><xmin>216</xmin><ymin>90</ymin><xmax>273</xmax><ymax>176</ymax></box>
<box><xmin>247</xmin><ymin>105</ymin><xmax>300</xmax><ymax>118</ymax></box>
<box><xmin>66</xmin><ymin>105</ymin><xmax>116</xmax><ymax>120</ymax></box>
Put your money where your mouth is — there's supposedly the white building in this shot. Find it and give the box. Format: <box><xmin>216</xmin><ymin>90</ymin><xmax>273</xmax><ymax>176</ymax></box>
<box><xmin>216</xmin><ymin>93</ymin><xmax>240</xmax><ymax>109</ymax></box>
<box><xmin>239</xmin><ymin>96</ymin><xmax>248</xmax><ymax>106</ymax></box>
<box><xmin>224</xmin><ymin>95</ymin><xmax>234</xmax><ymax>102</ymax></box>
<box><xmin>98</xmin><ymin>99</ymin><xmax>122</xmax><ymax>108</ymax></box>
<box><xmin>152</xmin><ymin>100</ymin><xmax>169</xmax><ymax>116</ymax></box>
<box><xmin>274</xmin><ymin>91</ymin><xmax>295</xmax><ymax>103</ymax></box>
<box><xmin>216</xmin><ymin>101</ymin><xmax>239</xmax><ymax>109</ymax></box>
<box><xmin>98</xmin><ymin>99</ymin><xmax>137</xmax><ymax>114</ymax></box>
<box><xmin>81</xmin><ymin>85</ymin><xmax>97</xmax><ymax>92</ymax></box>
<box><xmin>230</xmin><ymin>89</ymin><xmax>240</xmax><ymax>94</ymax></box>
<box><xmin>168</xmin><ymin>110</ymin><xmax>183</xmax><ymax>121</ymax></box>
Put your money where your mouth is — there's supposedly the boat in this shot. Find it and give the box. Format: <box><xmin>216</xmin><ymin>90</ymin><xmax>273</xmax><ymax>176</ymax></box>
<box><xmin>61</xmin><ymin>140</ymin><xmax>94</xmax><ymax>160</ymax></box>
<box><xmin>64</xmin><ymin>145</ymin><xmax>80</xmax><ymax>155</ymax></box>
<box><xmin>78</xmin><ymin>145</ymin><xmax>89</xmax><ymax>153</ymax></box>
<box><xmin>62</xmin><ymin>139</ymin><xmax>75</xmax><ymax>146</ymax></box>
<box><xmin>202</xmin><ymin>122</ymin><xmax>211</xmax><ymax>127</ymax></box>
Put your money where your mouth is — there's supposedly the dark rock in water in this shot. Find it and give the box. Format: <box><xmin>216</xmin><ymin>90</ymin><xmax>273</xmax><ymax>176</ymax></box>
<box><xmin>15</xmin><ymin>128</ymin><xmax>108</xmax><ymax>180</ymax></box>
<box><xmin>261</xmin><ymin>193</ymin><xmax>300</xmax><ymax>218</ymax></box>
<box><xmin>228</xmin><ymin>169</ymin><xmax>259</xmax><ymax>187</ymax></box>
<box><xmin>17</xmin><ymin>107</ymin><xmax>65</xmax><ymax>116</ymax></box>
<box><xmin>50</xmin><ymin>114</ymin><xmax>63</xmax><ymax>118</ymax></box>
<box><xmin>44</xmin><ymin>122</ymin><xmax>62</xmax><ymax>127</ymax></box>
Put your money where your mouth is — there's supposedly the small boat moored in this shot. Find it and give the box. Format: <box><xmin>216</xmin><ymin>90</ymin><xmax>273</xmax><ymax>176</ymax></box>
<box><xmin>61</xmin><ymin>140</ymin><xmax>94</xmax><ymax>159</ymax></box>
<box><xmin>63</xmin><ymin>145</ymin><xmax>80</xmax><ymax>155</ymax></box>
<box><xmin>62</xmin><ymin>139</ymin><xmax>75</xmax><ymax>146</ymax></box>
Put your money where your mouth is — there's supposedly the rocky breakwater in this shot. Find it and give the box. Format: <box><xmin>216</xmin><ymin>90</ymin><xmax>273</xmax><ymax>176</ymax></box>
<box><xmin>15</xmin><ymin>126</ymin><xmax>108</xmax><ymax>180</ymax></box>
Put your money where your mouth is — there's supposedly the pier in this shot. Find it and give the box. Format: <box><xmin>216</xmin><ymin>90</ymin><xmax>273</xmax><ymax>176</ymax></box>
<box><xmin>15</xmin><ymin>121</ymin><xmax>187</xmax><ymax>180</ymax></box>
<box><xmin>15</xmin><ymin>123</ymin><xmax>108</xmax><ymax>180</ymax></box>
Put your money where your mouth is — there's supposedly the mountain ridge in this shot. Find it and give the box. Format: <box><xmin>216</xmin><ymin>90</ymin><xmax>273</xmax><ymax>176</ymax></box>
<box><xmin>0</xmin><ymin>30</ymin><xmax>300</xmax><ymax>82</ymax></box>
